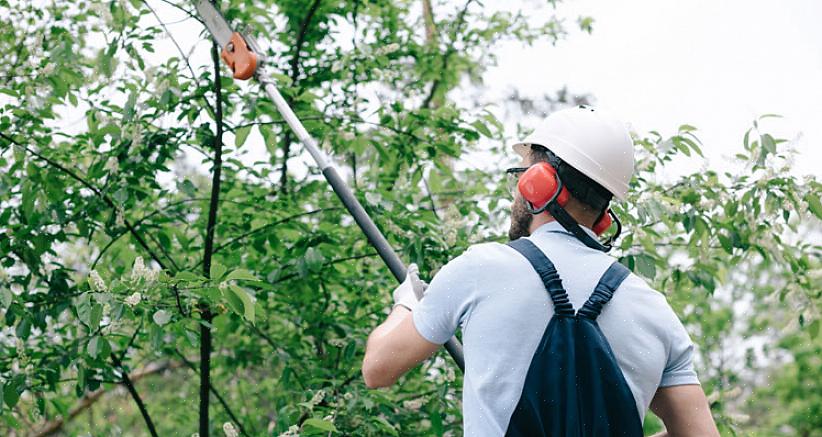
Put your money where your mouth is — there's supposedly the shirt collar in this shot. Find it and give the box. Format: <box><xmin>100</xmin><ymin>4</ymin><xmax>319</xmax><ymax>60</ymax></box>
<box><xmin>532</xmin><ymin>220</ymin><xmax>598</xmax><ymax>240</ymax></box>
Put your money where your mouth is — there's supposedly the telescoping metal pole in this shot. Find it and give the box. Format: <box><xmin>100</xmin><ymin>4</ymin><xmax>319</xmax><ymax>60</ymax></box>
<box><xmin>193</xmin><ymin>0</ymin><xmax>464</xmax><ymax>372</ymax></box>
<box><xmin>256</xmin><ymin>69</ymin><xmax>466</xmax><ymax>372</ymax></box>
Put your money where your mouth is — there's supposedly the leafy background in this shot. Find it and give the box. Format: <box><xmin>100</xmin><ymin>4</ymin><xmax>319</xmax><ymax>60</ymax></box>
<box><xmin>0</xmin><ymin>0</ymin><xmax>820</xmax><ymax>436</ymax></box>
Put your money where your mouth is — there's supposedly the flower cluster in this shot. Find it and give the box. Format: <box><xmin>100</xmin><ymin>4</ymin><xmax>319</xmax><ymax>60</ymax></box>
<box><xmin>124</xmin><ymin>292</ymin><xmax>142</xmax><ymax>307</ymax></box>
<box><xmin>131</xmin><ymin>256</ymin><xmax>158</xmax><ymax>282</ymax></box>
<box><xmin>222</xmin><ymin>422</ymin><xmax>239</xmax><ymax>437</ymax></box>
<box><xmin>88</xmin><ymin>270</ymin><xmax>107</xmax><ymax>292</ymax></box>
<box><xmin>279</xmin><ymin>425</ymin><xmax>300</xmax><ymax>436</ymax></box>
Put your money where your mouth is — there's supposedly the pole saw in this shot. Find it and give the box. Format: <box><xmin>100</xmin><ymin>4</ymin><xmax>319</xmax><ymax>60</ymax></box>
<box><xmin>193</xmin><ymin>0</ymin><xmax>466</xmax><ymax>372</ymax></box>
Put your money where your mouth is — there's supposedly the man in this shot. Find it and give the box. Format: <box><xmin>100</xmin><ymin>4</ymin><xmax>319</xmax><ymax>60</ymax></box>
<box><xmin>362</xmin><ymin>106</ymin><xmax>719</xmax><ymax>436</ymax></box>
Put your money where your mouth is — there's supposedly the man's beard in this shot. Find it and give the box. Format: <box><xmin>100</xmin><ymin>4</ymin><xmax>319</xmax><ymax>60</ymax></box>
<box><xmin>508</xmin><ymin>196</ymin><xmax>533</xmax><ymax>241</ymax></box>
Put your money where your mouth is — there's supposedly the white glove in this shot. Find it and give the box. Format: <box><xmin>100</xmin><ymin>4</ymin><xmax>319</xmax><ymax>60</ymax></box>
<box><xmin>392</xmin><ymin>263</ymin><xmax>428</xmax><ymax>311</ymax></box>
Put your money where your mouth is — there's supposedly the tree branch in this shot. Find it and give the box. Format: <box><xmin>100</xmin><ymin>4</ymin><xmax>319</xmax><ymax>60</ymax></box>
<box><xmin>199</xmin><ymin>33</ymin><xmax>226</xmax><ymax>436</ymax></box>
<box><xmin>175</xmin><ymin>350</ymin><xmax>254</xmax><ymax>437</ymax></box>
<box><xmin>0</xmin><ymin>132</ymin><xmax>168</xmax><ymax>272</ymax></box>
<box><xmin>280</xmin><ymin>0</ymin><xmax>324</xmax><ymax>192</ymax></box>
<box><xmin>29</xmin><ymin>361</ymin><xmax>179</xmax><ymax>437</ymax></box>
<box><xmin>421</xmin><ymin>0</ymin><xmax>475</xmax><ymax>109</ymax></box>
<box><xmin>111</xmin><ymin>353</ymin><xmax>159</xmax><ymax>437</ymax></box>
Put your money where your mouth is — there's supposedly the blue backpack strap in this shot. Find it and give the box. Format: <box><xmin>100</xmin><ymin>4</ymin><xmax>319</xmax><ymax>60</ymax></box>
<box><xmin>577</xmin><ymin>261</ymin><xmax>630</xmax><ymax>320</ymax></box>
<box><xmin>507</xmin><ymin>239</ymin><xmax>575</xmax><ymax>316</ymax></box>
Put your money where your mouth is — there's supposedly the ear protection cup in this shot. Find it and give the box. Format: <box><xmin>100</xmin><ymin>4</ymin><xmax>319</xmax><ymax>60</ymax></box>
<box><xmin>592</xmin><ymin>209</ymin><xmax>612</xmax><ymax>236</ymax></box>
<box><xmin>517</xmin><ymin>162</ymin><xmax>570</xmax><ymax>211</ymax></box>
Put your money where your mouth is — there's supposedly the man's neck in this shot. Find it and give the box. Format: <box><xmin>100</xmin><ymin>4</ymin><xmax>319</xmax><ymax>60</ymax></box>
<box><xmin>529</xmin><ymin>208</ymin><xmax>596</xmax><ymax>235</ymax></box>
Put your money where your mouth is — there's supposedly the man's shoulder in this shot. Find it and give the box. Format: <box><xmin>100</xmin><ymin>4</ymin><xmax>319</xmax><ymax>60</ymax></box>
<box><xmin>613</xmin><ymin>270</ymin><xmax>686</xmax><ymax>338</ymax></box>
<box><xmin>456</xmin><ymin>241</ymin><xmax>520</xmax><ymax>264</ymax></box>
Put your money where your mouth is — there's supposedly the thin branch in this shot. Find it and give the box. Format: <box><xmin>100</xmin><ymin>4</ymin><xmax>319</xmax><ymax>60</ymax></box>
<box><xmin>29</xmin><ymin>361</ymin><xmax>179</xmax><ymax>437</ymax></box>
<box><xmin>199</xmin><ymin>35</ymin><xmax>227</xmax><ymax>436</ymax></box>
<box><xmin>421</xmin><ymin>0</ymin><xmax>438</xmax><ymax>43</ymax></box>
<box><xmin>174</xmin><ymin>350</ymin><xmax>254</xmax><ymax>437</ymax></box>
<box><xmin>280</xmin><ymin>0</ymin><xmax>324</xmax><ymax>192</ymax></box>
<box><xmin>205</xmin><ymin>207</ymin><xmax>338</xmax><ymax>261</ymax></box>
<box><xmin>111</xmin><ymin>354</ymin><xmax>159</xmax><ymax>437</ymax></box>
<box><xmin>421</xmin><ymin>0</ymin><xmax>475</xmax><ymax>109</ymax></box>
<box><xmin>141</xmin><ymin>0</ymin><xmax>216</xmax><ymax>118</ymax></box>
<box><xmin>0</xmin><ymin>132</ymin><xmax>168</xmax><ymax>271</ymax></box>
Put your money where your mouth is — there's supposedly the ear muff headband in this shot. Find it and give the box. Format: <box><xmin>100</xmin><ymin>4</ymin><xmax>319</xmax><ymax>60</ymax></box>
<box><xmin>516</xmin><ymin>162</ymin><xmax>622</xmax><ymax>252</ymax></box>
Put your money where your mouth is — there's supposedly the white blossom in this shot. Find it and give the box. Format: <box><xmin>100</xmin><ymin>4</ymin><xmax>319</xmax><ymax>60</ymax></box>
<box><xmin>124</xmin><ymin>292</ymin><xmax>142</xmax><ymax>307</ymax></box>
<box><xmin>377</xmin><ymin>43</ymin><xmax>400</xmax><ymax>55</ymax></box>
<box><xmin>153</xmin><ymin>309</ymin><xmax>171</xmax><ymax>326</ymax></box>
<box><xmin>89</xmin><ymin>270</ymin><xmax>107</xmax><ymax>292</ymax></box>
<box><xmin>222</xmin><ymin>422</ymin><xmax>239</xmax><ymax>437</ymax></box>
<box><xmin>279</xmin><ymin>425</ymin><xmax>300</xmax><ymax>437</ymax></box>
<box><xmin>331</xmin><ymin>60</ymin><xmax>344</xmax><ymax>73</ymax></box>
<box><xmin>328</xmin><ymin>338</ymin><xmax>346</xmax><ymax>347</ymax></box>
<box><xmin>343</xmin><ymin>392</ymin><xmax>353</xmax><ymax>400</ymax></box>
<box><xmin>403</xmin><ymin>398</ymin><xmax>424</xmax><ymax>411</ymax></box>
<box><xmin>309</xmin><ymin>389</ymin><xmax>325</xmax><ymax>407</ymax></box>
<box><xmin>131</xmin><ymin>124</ymin><xmax>143</xmax><ymax>148</ymax></box>
<box><xmin>131</xmin><ymin>256</ymin><xmax>158</xmax><ymax>282</ymax></box>
<box><xmin>445</xmin><ymin>366</ymin><xmax>456</xmax><ymax>382</ymax></box>
<box><xmin>104</xmin><ymin>156</ymin><xmax>118</xmax><ymax>173</ymax></box>
<box><xmin>131</xmin><ymin>256</ymin><xmax>146</xmax><ymax>281</ymax></box>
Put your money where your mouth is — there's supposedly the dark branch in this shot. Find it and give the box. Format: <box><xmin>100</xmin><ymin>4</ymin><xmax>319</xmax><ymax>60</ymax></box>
<box><xmin>0</xmin><ymin>132</ymin><xmax>168</xmax><ymax>271</ymax></box>
<box><xmin>280</xmin><ymin>0</ymin><xmax>324</xmax><ymax>192</ymax></box>
<box><xmin>175</xmin><ymin>350</ymin><xmax>254</xmax><ymax>437</ymax></box>
<box><xmin>110</xmin><ymin>354</ymin><xmax>158</xmax><ymax>437</ymax></box>
<box><xmin>421</xmin><ymin>0</ymin><xmax>475</xmax><ymax>109</ymax></box>
<box><xmin>199</xmin><ymin>34</ymin><xmax>226</xmax><ymax>436</ymax></box>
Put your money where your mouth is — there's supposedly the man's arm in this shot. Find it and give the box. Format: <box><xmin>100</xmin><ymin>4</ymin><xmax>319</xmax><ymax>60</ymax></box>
<box><xmin>649</xmin><ymin>384</ymin><xmax>719</xmax><ymax>437</ymax></box>
<box><xmin>361</xmin><ymin>306</ymin><xmax>439</xmax><ymax>388</ymax></box>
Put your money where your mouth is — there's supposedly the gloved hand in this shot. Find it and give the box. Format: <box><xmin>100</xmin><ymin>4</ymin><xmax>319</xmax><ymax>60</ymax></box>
<box><xmin>392</xmin><ymin>263</ymin><xmax>428</xmax><ymax>311</ymax></box>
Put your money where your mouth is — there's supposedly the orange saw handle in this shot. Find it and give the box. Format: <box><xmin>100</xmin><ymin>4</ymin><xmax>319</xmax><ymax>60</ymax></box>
<box><xmin>220</xmin><ymin>32</ymin><xmax>257</xmax><ymax>80</ymax></box>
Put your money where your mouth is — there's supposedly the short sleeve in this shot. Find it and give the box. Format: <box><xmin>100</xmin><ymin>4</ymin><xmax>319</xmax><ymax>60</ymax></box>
<box><xmin>660</xmin><ymin>320</ymin><xmax>700</xmax><ymax>387</ymax></box>
<box><xmin>412</xmin><ymin>248</ymin><xmax>478</xmax><ymax>345</ymax></box>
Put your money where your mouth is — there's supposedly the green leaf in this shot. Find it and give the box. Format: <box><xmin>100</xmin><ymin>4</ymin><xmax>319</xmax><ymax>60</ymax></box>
<box><xmin>634</xmin><ymin>254</ymin><xmax>656</xmax><ymax>279</ymax></box>
<box><xmin>304</xmin><ymin>247</ymin><xmax>325</xmax><ymax>273</ymax></box>
<box><xmin>224</xmin><ymin>269</ymin><xmax>257</xmax><ymax>282</ymax></box>
<box><xmin>174</xmin><ymin>271</ymin><xmax>202</xmax><ymax>281</ymax></box>
<box><xmin>87</xmin><ymin>336</ymin><xmax>110</xmax><ymax>359</ymax></box>
<box><xmin>222</xmin><ymin>286</ymin><xmax>245</xmax><ymax>318</ymax></box>
<box><xmin>210</xmin><ymin>262</ymin><xmax>227</xmax><ymax>280</ymax></box>
<box><xmin>808</xmin><ymin>319</ymin><xmax>820</xmax><ymax>339</ymax></box>
<box><xmin>235</xmin><ymin>125</ymin><xmax>252</xmax><ymax>148</ymax></box>
<box><xmin>0</xmin><ymin>287</ymin><xmax>11</xmax><ymax>310</ymax></box>
<box><xmin>228</xmin><ymin>284</ymin><xmax>256</xmax><ymax>323</ymax></box>
<box><xmin>805</xmin><ymin>193</ymin><xmax>822</xmax><ymax>220</ymax></box>
<box><xmin>471</xmin><ymin>120</ymin><xmax>492</xmax><ymax>138</ymax></box>
<box><xmin>89</xmin><ymin>304</ymin><xmax>103</xmax><ymax>328</ymax></box>
<box><xmin>302</xmin><ymin>418</ymin><xmax>338</xmax><ymax>434</ymax></box>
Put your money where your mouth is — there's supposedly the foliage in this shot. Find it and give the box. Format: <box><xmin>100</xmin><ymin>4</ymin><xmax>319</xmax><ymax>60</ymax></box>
<box><xmin>0</xmin><ymin>0</ymin><xmax>819</xmax><ymax>436</ymax></box>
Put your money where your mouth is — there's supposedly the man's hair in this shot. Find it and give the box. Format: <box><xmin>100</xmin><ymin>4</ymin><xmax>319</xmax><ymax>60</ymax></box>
<box><xmin>529</xmin><ymin>145</ymin><xmax>612</xmax><ymax>212</ymax></box>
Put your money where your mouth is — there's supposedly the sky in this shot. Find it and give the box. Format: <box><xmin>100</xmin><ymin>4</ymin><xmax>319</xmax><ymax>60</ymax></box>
<box><xmin>484</xmin><ymin>0</ymin><xmax>822</xmax><ymax>177</ymax></box>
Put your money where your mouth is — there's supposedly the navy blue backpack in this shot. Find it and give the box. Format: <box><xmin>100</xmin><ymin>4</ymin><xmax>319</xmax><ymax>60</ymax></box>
<box><xmin>505</xmin><ymin>239</ymin><xmax>644</xmax><ymax>437</ymax></box>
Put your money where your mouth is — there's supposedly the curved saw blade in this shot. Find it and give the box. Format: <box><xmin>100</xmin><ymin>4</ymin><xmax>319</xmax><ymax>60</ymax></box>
<box><xmin>195</xmin><ymin>0</ymin><xmax>233</xmax><ymax>48</ymax></box>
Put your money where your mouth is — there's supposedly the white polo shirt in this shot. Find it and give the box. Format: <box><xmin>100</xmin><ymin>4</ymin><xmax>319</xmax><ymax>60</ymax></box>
<box><xmin>413</xmin><ymin>221</ymin><xmax>699</xmax><ymax>436</ymax></box>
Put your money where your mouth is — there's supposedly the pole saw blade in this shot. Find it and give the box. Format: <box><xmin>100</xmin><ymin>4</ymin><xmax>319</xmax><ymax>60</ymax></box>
<box><xmin>195</xmin><ymin>0</ymin><xmax>233</xmax><ymax>47</ymax></box>
<box><xmin>195</xmin><ymin>0</ymin><xmax>258</xmax><ymax>79</ymax></box>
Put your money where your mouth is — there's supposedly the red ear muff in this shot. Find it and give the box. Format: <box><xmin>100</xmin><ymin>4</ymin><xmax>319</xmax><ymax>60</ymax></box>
<box><xmin>592</xmin><ymin>209</ymin><xmax>612</xmax><ymax>236</ymax></box>
<box><xmin>517</xmin><ymin>162</ymin><xmax>570</xmax><ymax>211</ymax></box>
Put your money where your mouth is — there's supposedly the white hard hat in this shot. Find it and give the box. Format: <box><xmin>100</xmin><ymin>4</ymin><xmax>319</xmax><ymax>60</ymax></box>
<box><xmin>511</xmin><ymin>106</ymin><xmax>635</xmax><ymax>200</ymax></box>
